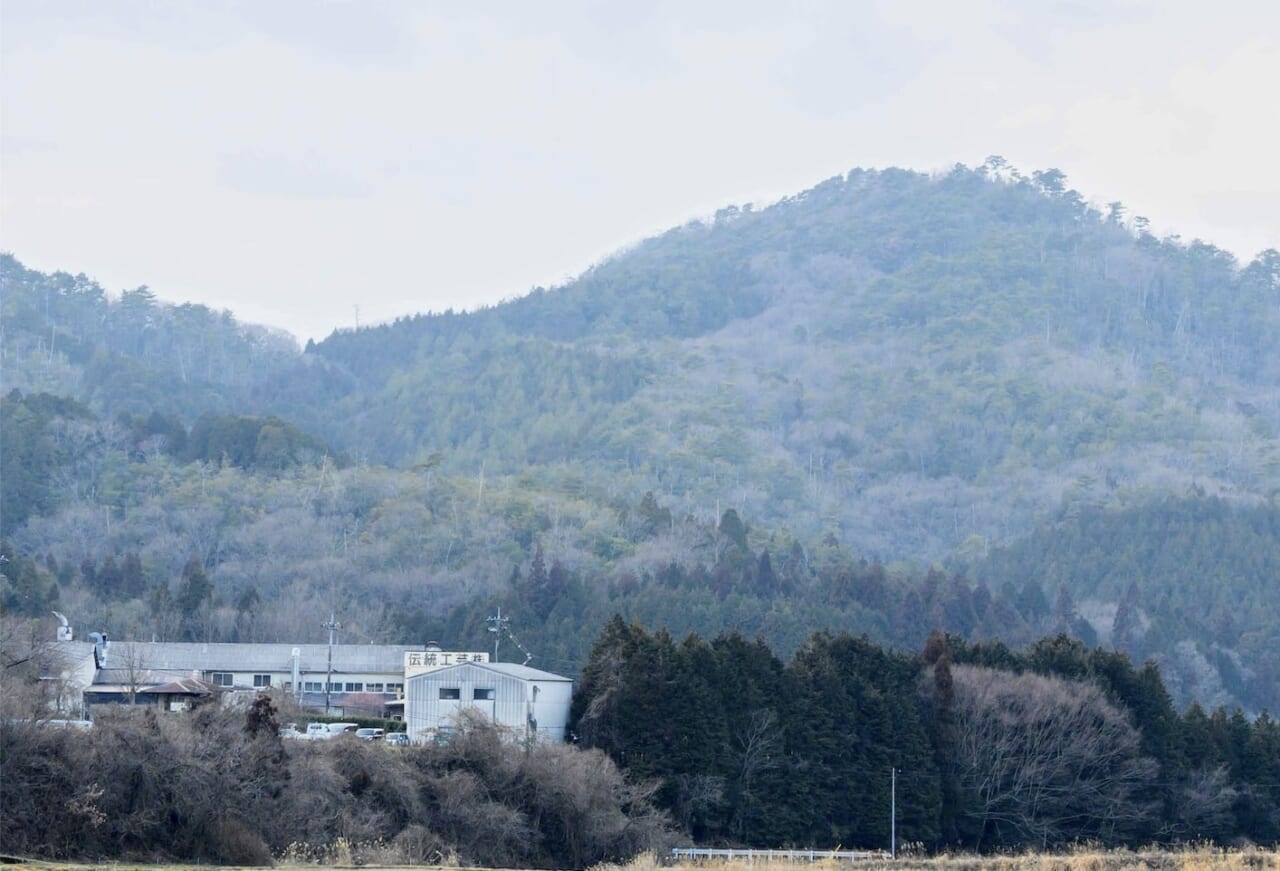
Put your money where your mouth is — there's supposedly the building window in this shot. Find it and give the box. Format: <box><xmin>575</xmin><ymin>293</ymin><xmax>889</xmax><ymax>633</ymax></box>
<box><xmin>439</xmin><ymin>687</ymin><xmax>460</xmax><ymax>700</ymax></box>
<box><xmin>210</xmin><ymin>672</ymin><xmax>233</xmax><ymax>687</ymax></box>
<box><xmin>328</xmin><ymin>682</ymin><xmax>342</xmax><ymax>692</ymax></box>
<box><xmin>253</xmin><ymin>674</ymin><xmax>271</xmax><ymax>688</ymax></box>
<box><xmin>303</xmin><ymin>681</ymin><xmax>323</xmax><ymax>692</ymax></box>
<box><xmin>344</xmin><ymin>682</ymin><xmax>363</xmax><ymax>692</ymax></box>
<box><xmin>367</xmin><ymin>682</ymin><xmax>384</xmax><ymax>693</ymax></box>
<box><xmin>473</xmin><ymin>688</ymin><xmax>495</xmax><ymax>701</ymax></box>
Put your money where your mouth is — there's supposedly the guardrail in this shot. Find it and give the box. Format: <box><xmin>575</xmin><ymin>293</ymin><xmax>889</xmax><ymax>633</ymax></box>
<box><xmin>671</xmin><ymin>848</ymin><xmax>891</xmax><ymax>862</ymax></box>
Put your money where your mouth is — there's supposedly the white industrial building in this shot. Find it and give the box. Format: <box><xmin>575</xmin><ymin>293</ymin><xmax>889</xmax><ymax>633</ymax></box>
<box><xmin>39</xmin><ymin>641</ymin><xmax>99</xmax><ymax>719</ymax></box>
<box><xmin>80</xmin><ymin>641</ymin><xmax>424</xmax><ymax>714</ymax></box>
<box><xmin>404</xmin><ymin>661</ymin><xmax>573</xmax><ymax>744</ymax></box>
<box><xmin>37</xmin><ymin>614</ymin><xmax>567</xmax><ymax>724</ymax></box>
<box><xmin>45</xmin><ymin>629</ymin><xmax>483</xmax><ymax>716</ymax></box>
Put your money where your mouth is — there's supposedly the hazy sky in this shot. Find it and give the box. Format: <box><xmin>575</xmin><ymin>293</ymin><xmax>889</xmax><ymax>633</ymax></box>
<box><xmin>3</xmin><ymin>1</ymin><xmax>1278</xmax><ymax>344</ymax></box>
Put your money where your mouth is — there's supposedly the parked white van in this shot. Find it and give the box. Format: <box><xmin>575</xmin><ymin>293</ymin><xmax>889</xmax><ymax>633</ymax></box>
<box><xmin>304</xmin><ymin>722</ymin><xmax>359</xmax><ymax>739</ymax></box>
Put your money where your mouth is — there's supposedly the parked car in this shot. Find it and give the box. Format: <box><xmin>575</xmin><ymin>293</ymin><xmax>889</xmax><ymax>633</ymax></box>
<box><xmin>385</xmin><ymin>732</ymin><xmax>409</xmax><ymax>746</ymax></box>
<box><xmin>305</xmin><ymin>722</ymin><xmax>360</xmax><ymax>740</ymax></box>
<box><xmin>355</xmin><ymin>728</ymin><xmax>385</xmax><ymax>741</ymax></box>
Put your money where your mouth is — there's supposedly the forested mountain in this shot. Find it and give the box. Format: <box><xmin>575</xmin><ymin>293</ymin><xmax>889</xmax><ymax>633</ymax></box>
<box><xmin>2</xmin><ymin>160</ymin><xmax>1278</xmax><ymax>713</ymax></box>
<box><xmin>0</xmin><ymin>254</ymin><xmax>298</xmax><ymax>418</ymax></box>
<box><xmin>288</xmin><ymin>161</ymin><xmax>1280</xmax><ymax>562</ymax></box>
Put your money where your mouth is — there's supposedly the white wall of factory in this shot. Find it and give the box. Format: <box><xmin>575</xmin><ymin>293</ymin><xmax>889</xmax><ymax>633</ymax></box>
<box><xmin>405</xmin><ymin>663</ymin><xmax>572</xmax><ymax>743</ymax></box>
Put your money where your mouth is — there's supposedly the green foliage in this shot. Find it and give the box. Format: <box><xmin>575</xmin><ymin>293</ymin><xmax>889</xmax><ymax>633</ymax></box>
<box><xmin>0</xmin><ymin>539</ymin><xmax>60</xmax><ymax>616</ymax></box>
<box><xmin>0</xmin><ymin>253</ymin><xmax>299</xmax><ymax>421</ymax></box>
<box><xmin>0</xmin><ymin>390</ymin><xmax>95</xmax><ymax>535</ymax></box>
<box><xmin>183</xmin><ymin>412</ymin><xmax>337</xmax><ymax>470</ymax></box>
<box><xmin>570</xmin><ymin>619</ymin><xmax>927</xmax><ymax>846</ymax></box>
<box><xmin>572</xmin><ymin>619</ymin><xmax>1280</xmax><ymax>850</ymax></box>
<box><xmin>967</xmin><ymin>496</ymin><xmax>1280</xmax><ymax>712</ymax></box>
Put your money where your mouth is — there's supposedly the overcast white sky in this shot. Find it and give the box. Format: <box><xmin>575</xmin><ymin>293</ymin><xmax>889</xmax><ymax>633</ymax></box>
<box><xmin>2</xmin><ymin>1</ymin><xmax>1278</xmax><ymax>344</ymax></box>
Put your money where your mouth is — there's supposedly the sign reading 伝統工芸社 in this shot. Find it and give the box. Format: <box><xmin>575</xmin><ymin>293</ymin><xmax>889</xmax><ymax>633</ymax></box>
<box><xmin>403</xmin><ymin>650</ymin><xmax>490</xmax><ymax>678</ymax></box>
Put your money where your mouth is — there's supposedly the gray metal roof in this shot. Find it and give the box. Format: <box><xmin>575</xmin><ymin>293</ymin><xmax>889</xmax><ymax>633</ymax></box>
<box><xmin>409</xmin><ymin>661</ymin><xmax>571</xmax><ymax>683</ymax></box>
<box><xmin>47</xmin><ymin>642</ymin><xmax>96</xmax><ymax>669</ymax></box>
<box><xmin>92</xmin><ymin>667</ymin><xmax>194</xmax><ymax>685</ymax></box>
<box><xmin>99</xmin><ymin>642</ymin><xmax>422</xmax><ymax>675</ymax></box>
<box><xmin>57</xmin><ymin>641</ymin><xmax>98</xmax><ymax>659</ymax></box>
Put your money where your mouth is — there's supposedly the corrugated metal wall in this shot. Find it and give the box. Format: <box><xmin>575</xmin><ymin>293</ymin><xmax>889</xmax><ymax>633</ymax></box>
<box><xmin>406</xmin><ymin>664</ymin><xmax>570</xmax><ymax>742</ymax></box>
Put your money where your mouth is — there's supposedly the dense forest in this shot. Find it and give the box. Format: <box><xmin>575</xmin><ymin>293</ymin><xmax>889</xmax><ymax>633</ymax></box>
<box><xmin>2</xmin><ymin>160</ymin><xmax>1278</xmax><ymax>714</ymax></box>
<box><xmin>571</xmin><ymin>620</ymin><xmax>1280</xmax><ymax>850</ymax></box>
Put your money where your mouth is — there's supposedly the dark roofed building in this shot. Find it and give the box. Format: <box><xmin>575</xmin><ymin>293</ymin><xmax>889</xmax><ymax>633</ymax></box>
<box><xmin>85</xmin><ymin>669</ymin><xmax>216</xmax><ymax>712</ymax></box>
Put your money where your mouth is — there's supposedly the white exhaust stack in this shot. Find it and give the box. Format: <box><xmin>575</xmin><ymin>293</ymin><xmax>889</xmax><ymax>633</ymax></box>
<box><xmin>52</xmin><ymin>611</ymin><xmax>72</xmax><ymax>642</ymax></box>
<box><xmin>89</xmin><ymin>632</ymin><xmax>109</xmax><ymax>669</ymax></box>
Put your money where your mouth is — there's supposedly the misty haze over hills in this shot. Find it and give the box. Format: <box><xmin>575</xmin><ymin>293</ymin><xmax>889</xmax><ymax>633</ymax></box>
<box><xmin>2</xmin><ymin>160</ymin><xmax>1279</xmax><ymax>713</ymax></box>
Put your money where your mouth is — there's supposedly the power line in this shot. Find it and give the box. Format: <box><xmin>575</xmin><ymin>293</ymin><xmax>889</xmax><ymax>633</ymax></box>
<box><xmin>486</xmin><ymin>606</ymin><xmax>533</xmax><ymax>665</ymax></box>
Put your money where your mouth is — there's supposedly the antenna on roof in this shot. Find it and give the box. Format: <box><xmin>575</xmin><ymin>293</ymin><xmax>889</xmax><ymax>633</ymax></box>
<box><xmin>486</xmin><ymin>607</ymin><xmax>533</xmax><ymax>666</ymax></box>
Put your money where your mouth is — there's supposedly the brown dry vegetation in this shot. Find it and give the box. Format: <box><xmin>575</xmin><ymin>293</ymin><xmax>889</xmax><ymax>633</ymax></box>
<box><xmin>0</xmin><ymin>702</ymin><xmax>670</xmax><ymax>868</ymax></box>
<box><xmin>4</xmin><ymin>846</ymin><xmax>1279</xmax><ymax>871</ymax></box>
<box><xmin>628</xmin><ymin>849</ymin><xmax>1280</xmax><ymax>871</ymax></box>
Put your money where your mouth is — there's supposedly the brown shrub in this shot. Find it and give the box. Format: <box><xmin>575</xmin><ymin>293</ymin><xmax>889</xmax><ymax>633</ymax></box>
<box><xmin>1</xmin><ymin>703</ymin><xmax>669</xmax><ymax>867</ymax></box>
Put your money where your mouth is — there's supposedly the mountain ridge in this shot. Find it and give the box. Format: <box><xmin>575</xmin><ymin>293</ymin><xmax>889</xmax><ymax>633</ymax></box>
<box><xmin>3</xmin><ymin>160</ymin><xmax>1278</xmax><ymax>712</ymax></box>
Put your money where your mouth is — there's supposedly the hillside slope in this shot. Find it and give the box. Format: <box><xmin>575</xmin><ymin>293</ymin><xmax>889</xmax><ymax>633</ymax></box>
<box><xmin>284</xmin><ymin>162</ymin><xmax>1280</xmax><ymax>559</ymax></box>
<box><xmin>3</xmin><ymin>161</ymin><xmax>1278</xmax><ymax>712</ymax></box>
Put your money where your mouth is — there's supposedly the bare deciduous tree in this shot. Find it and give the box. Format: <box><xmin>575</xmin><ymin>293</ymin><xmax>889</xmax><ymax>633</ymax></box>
<box><xmin>1169</xmin><ymin>764</ymin><xmax>1238</xmax><ymax>841</ymax></box>
<box><xmin>1</xmin><ymin>699</ymin><xmax>669</xmax><ymax>867</ymax></box>
<box><xmin>731</xmin><ymin>708</ymin><xmax>781</xmax><ymax>839</ymax></box>
<box><xmin>0</xmin><ymin>616</ymin><xmax>86</xmax><ymax>720</ymax></box>
<box><xmin>944</xmin><ymin>664</ymin><xmax>1157</xmax><ymax>848</ymax></box>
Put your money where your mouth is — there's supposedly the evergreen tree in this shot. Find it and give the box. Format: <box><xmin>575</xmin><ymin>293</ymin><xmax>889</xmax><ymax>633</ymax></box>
<box><xmin>923</xmin><ymin>630</ymin><xmax>961</xmax><ymax>845</ymax></box>
<box><xmin>121</xmin><ymin>552</ymin><xmax>146</xmax><ymax>599</ymax></box>
<box><xmin>1053</xmin><ymin>583</ymin><xmax>1079</xmax><ymax>634</ymax></box>
<box><xmin>1112</xmin><ymin>581</ymin><xmax>1140</xmax><ymax>655</ymax></box>
<box><xmin>177</xmin><ymin>558</ymin><xmax>213</xmax><ymax>640</ymax></box>
<box><xmin>98</xmin><ymin>556</ymin><xmax>123</xmax><ymax>600</ymax></box>
<box><xmin>755</xmin><ymin>549</ymin><xmax>781</xmax><ymax>597</ymax></box>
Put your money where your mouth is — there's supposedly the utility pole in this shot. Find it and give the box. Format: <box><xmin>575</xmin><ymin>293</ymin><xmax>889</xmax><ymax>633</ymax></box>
<box><xmin>890</xmin><ymin>766</ymin><xmax>897</xmax><ymax>860</ymax></box>
<box><xmin>323</xmin><ymin>612</ymin><xmax>341</xmax><ymax>714</ymax></box>
<box><xmin>486</xmin><ymin>606</ymin><xmax>508</xmax><ymax>661</ymax></box>
<box><xmin>486</xmin><ymin>606</ymin><xmax>535</xmax><ymax>665</ymax></box>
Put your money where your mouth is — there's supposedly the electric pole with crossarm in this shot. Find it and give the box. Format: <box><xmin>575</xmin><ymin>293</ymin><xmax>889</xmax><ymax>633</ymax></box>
<box><xmin>323</xmin><ymin>612</ymin><xmax>341</xmax><ymax>714</ymax></box>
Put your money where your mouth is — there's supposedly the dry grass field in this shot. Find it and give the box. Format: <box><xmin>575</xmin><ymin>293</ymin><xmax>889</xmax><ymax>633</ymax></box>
<box><xmin>2</xmin><ymin>846</ymin><xmax>1277</xmax><ymax>871</ymax></box>
<box><xmin>610</xmin><ymin>848</ymin><xmax>1280</xmax><ymax>871</ymax></box>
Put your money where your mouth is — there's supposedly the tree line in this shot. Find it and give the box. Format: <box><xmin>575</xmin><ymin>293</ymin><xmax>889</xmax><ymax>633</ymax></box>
<box><xmin>569</xmin><ymin>619</ymin><xmax>1280</xmax><ymax>850</ymax></box>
